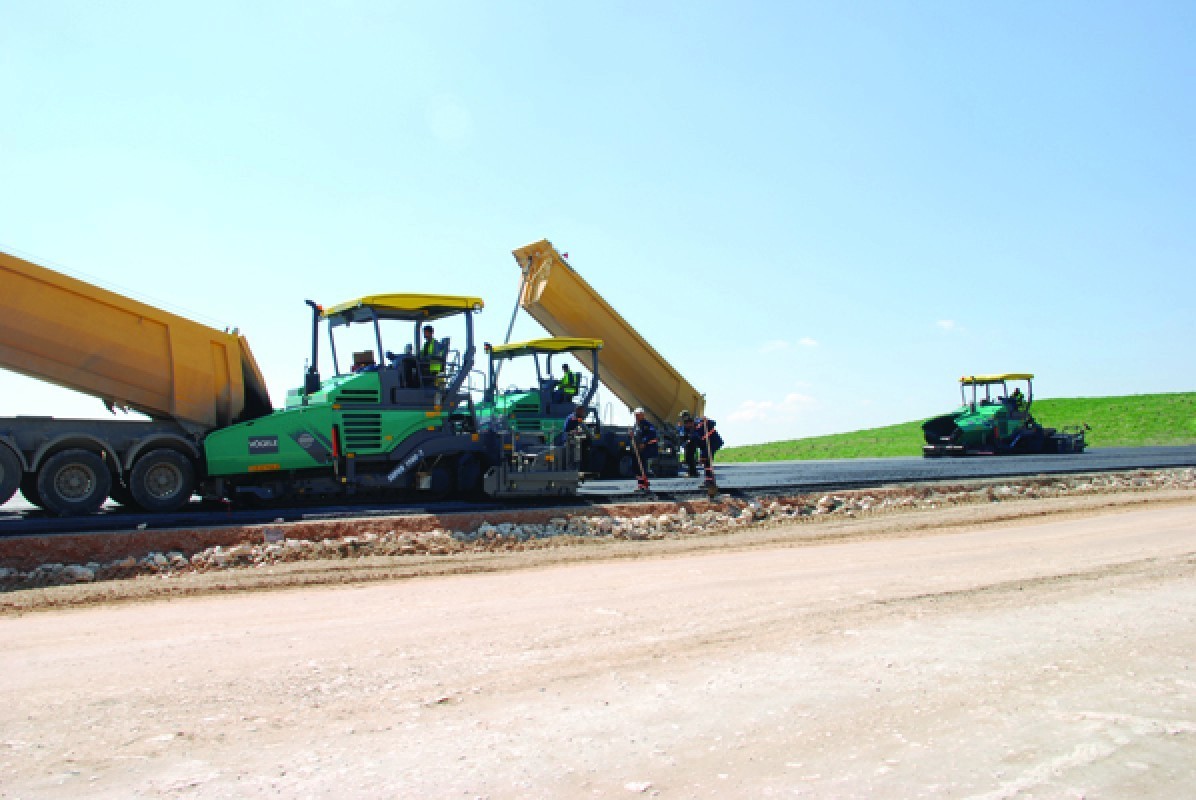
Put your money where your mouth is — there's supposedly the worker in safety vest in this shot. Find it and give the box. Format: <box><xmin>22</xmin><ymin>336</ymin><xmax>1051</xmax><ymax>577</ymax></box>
<box><xmin>419</xmin><ymin>324</ymin><xmax>445</xmax><ymax>387</ymax></box>
<box><xmin>420</xmin><ymin>325</ymin><xmax>440</xmax><ymax>372</ymax></box>
<box><xmin>680</xmin><ymin>411</ymin><xmax>723</xmax><ymax>481</ymax></box>
<box><xmin>553</xmin><ymin>363</ymin><xmax>580</xmax><ymax>403</ymax></box>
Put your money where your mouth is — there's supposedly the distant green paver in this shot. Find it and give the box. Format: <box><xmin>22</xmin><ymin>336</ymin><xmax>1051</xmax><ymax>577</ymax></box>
<box><xmin>721</xmin><ymin>393</ymin><xmax>1196</xmax><ymax>462</ymax></box>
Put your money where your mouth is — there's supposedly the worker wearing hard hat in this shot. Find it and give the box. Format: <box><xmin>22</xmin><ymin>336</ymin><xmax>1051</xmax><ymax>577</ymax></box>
<box><xmin>632</xmin><ymin>407</ymin><xmax>659</xmax><ymax>477</ymax></box>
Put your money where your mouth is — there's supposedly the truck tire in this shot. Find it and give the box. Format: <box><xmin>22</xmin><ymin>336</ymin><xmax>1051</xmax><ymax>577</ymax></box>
<box><xmin>129</xmin><ymin>449</ymin><xmax>195</xmax><ymax>513</ymax></box>
<box><xmin>36</xmin><ymin>449</ymin><xmax>112</xmax><ymax>516</ymax></box>
<box><xmin>0</xmin><ymin>444</ymin><xmax>21</xmax><ymax>506</ymax></box>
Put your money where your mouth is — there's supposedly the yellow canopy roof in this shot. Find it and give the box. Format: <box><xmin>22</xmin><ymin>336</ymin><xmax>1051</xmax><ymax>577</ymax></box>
<box><xmin>322</xmin><ymin>294</ymin><xmax>484</xmax><ymax>323</ymax></box>
<box><xmin>960</xmin><ymin>373</ymin><xmax>1034</xmax><ymax>385</ymax></box>
<box><xmin>489</xmin><ymin>337</ymin><xmax>603</xmax><ymax>359</ymax></box>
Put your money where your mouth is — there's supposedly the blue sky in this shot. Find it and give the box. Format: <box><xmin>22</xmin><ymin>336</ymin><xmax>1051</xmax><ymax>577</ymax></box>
<box><xmin>1</xmin><ymin>1</ymin><xmax>1193</xmax><ymax>447</ymax></box>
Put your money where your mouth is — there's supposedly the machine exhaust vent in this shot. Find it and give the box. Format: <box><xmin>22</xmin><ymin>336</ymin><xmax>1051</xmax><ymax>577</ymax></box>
<box><xmin>342</xmin><ymin>412</ymin><xmax>382</xmax><ymax>450</ymax></box>
<box><xmin>336</xmin><ymin>388</ymin><xmax>380</xmax><ymax>405</ymax></box>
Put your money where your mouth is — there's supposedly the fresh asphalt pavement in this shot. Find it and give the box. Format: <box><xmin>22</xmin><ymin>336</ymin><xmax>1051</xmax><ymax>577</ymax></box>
<box><xmin>583</xmin><ymin>445</ymin><xmax>1196</xmax><ymax>496</ymax></box>
<box><xmin>3</xmin><ymin>446</ymin><xmax>1195</xmax><ymax>535</ymax></box>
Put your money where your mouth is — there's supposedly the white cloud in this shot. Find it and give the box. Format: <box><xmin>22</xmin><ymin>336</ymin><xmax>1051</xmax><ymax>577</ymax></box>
<box><xmin>782</xmin><ymin>392</ymin><xmax>815</xmax><ymax>406</ymax></box>
<box><xmin>936</xmin><ymin>319</ymin><xmax>961</xmax><ymax>332</ymax></box>
<box><xmin>728</xmin><ymin>392</ymin><xmax>817</xmax><ymax>423</ymax></box>
<box><xmin>728</xmin><ymin>399</ymin><xmax>775</xmax><ymax>423</ymax></box>
<box><xmin>797</xmin><ymin>337</ymin><xmax>818</xmax><ymax>347</ymax></box>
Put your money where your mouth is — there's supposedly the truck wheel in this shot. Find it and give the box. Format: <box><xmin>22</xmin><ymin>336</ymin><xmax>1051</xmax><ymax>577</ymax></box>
<box><xmin>0</xmin><ymin>444</ymin><xmax>21</xmax><ymax>506</ymax></box>
<box><xmin>129</xmin><ymin>449</ymin><xmax>195</xmax><ymax>513</ymax></box>
<box><xmin>36</xmin><ymin>449</ymin><xmax>112</xmax><ymax>516</ymax></box>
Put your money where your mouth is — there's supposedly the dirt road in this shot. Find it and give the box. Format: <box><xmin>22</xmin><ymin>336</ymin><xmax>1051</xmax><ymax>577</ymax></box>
<box><xmin>3</xmin><ymin>494</ymin><xmax>1195</xmax><ymax>798</ymax></box>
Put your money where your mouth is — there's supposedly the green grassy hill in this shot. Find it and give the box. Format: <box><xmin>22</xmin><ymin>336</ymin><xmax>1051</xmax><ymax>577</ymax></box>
<box><xmin>720</xmin><ymin>392</ymin><xmax>1196</xmax><ymax>462</ymax></box>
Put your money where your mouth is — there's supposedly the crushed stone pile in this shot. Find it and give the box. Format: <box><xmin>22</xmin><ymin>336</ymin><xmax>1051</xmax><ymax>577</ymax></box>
<box><xmin>2</xmin><ymin>469</ymin><xmax>1193</xmax><ymax>592</ymax></box>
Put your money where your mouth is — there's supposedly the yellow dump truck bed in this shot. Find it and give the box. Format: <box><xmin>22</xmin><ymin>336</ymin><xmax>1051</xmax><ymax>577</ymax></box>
<box><xmin>0</xmin><ymin>249</ymin><xmax>271</xmax><ymax>432</ymax></box>
<box><xmin>512</xmin><ymin>240</ymin><xmax>704</xmax><ymax>423</ymax></box>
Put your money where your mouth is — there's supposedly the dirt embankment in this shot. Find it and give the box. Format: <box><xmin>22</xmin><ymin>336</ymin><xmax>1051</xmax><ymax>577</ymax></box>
<box><xmin>2</xmin><ymin>479</ymin><xmax>1195</xmax><ymax>798</ymax></box>
<box><xmin>3</xmin><ymin>468</ymin><xmax>1194</xmax><ymax>612</ymax></box>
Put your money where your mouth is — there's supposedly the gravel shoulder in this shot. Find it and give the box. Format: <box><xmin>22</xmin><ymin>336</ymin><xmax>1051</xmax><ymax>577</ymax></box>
<box><xmin>2</xmin><ymin>487</ymin><xmax>1195</xmax><ymax>798</ymax></box>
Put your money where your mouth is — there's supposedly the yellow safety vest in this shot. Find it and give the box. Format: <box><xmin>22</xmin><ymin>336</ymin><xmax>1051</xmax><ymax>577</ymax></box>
<box><xmin>422</xmin><ymin>339</ymin><xmax>441</xmax><ymax>373</ymax></box>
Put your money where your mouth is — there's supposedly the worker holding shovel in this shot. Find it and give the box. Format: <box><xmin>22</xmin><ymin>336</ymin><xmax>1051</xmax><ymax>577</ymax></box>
<box><xmin>681</xmin><ymin>411</ymin><xmax>723</xmax><ymax>496</ymax></box>
<box><xmin>631</xmin><ymin>407</ymin><xmax>658</xmax><ymax>492</ymax></box>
